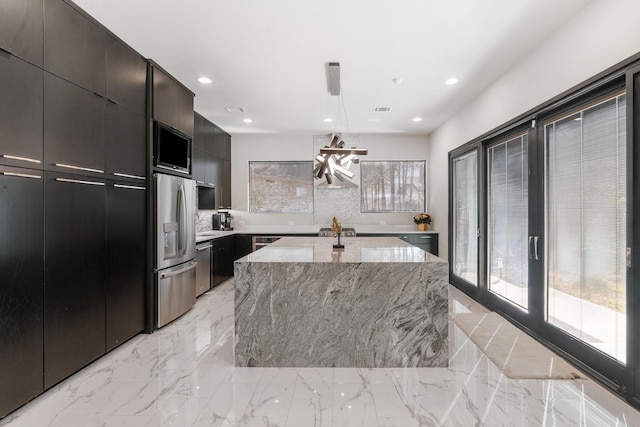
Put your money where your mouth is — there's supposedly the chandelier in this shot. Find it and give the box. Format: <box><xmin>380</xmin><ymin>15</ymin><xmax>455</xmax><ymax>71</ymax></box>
<box><xmin>314</xmin><ymin>62</ymin><xmax>367</xmax><ymax>185</ymax></box>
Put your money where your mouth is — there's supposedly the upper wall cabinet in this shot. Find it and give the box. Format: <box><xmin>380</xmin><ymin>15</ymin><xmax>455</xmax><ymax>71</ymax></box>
<box><xmin>105</xmin><ymin>39</ymin><xmax>147</xmax><ymax>115</ymax></box>
<box><xmin>0</xmin><ymin>54</ymin><xmax>43</xmax><ymax>168</ymax></box>
<box><xmin>44</xmin><ymin>0</ymin><xmax>108</xmax><ymax>96</ymax></box>
<box><xmin>44</xmin><ymin>72</ymin><xmax>106</xmax><ymax>176</ymax></box>
<box><xmin>152</xmin><ymin>65</ymin><xmax>194</xmax><ymax>137</ymax></box>
<box><xmin>0</xmin><ymin>0</ymin><xmax>43</xmax><ymax>67</ymax></box>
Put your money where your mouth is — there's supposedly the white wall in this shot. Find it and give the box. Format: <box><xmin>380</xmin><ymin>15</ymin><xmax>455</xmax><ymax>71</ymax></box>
<box><xmin>231</xmin><ymin>133</ymin><xmax>430</xmax><ymax>228</ymax></box>
<box><xmin>429</xmin><ymin>0</ymin><xmax>640</xmax><ymax>260</ymax></box>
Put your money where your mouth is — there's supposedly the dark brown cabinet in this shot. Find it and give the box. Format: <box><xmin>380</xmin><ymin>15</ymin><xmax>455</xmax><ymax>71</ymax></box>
<box><xmin>213</xmin><ymin>236</ymin><xmax>235</xmax><ymax>287</ymax></box>
<box><xmin>193</xmin><ymin>112</ymin><xmax>232</xmax><ymax>208</ymax></box>
<box><xmin>152</xmin><ymin>65</ymin><xmax>194</xmax><ymax>137</ymax></box>
<box><xmin>44</xmin><ymin>72</ymin><xmax>106</xmax><ymax>175</ymax></box>
<box><xmin>0</xmin><ymin>166</ymin><xmax>44</xmax><ymax>419</ymax></box>
<box><xmin>0</xmin><ymin>53</ymin><xmax>43</xmax><ymax>167</ymax></box>
<box><xmin>44</xmin><ymin>0</ymin><xmax>108</xmax><ymax>96</ymax></box>
<box><xmin>106</xmin><ymin>181</ymin><xmax>146</xmax><ymax>351</ymax></box>
<box><xmin>106</xmin><ymin>104</ymin><xmax>146</xmax><ymax>180</ymax></box>
<box><xmin>44</xmin><ymin>172</ymin><xmax>106</xmax><ymax>388</ymax></box>
<box><xmin>0</xmin><ymin>0</ymin><xmax>43</xmax><ymax>67</ymax></box>
<box><xmin>105</xmin><ymin>38</ymin><xmax>147</xmax><ymax>114</ymax></box>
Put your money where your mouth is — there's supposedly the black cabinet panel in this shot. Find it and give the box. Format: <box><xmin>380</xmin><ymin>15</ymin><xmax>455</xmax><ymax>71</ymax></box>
<box><xmin>44</xmin><ymin>0</ymin><xmax>107</xmax><ymax>95</ymax></box>
<box><xmin>44</xmin><ymin>172</ymin><xmax>106</xmax><ymax>388</ymax></box>
<box><xmin>0</xmin><ymin>54</ymin><xmax>43</xmax><ymax>167</ymax></box>
<box><xmin>213</xmin><ymin>236</ymin><xmax>234</xmax><ymax>287</ymax></box>
<box><xmin>222</xmin><ymin>160</ymin><xmax>231</xmax><ymax>209</ymax></box>
<box><xmin>0</xmin><ymin>0</ymin><xmax>43</xmax><ymax>66</ymax></box>
<box><xmin>0</xmin><ymin>166</ymin><xmax>44</xmax><ymax>418</ymax></box>
<box><xmin>106</xmin><ymin>105</ymin><xmax>146</xmax><ymax>180</ymax></box>
<box><xmin>153</xmin><ymin>66</ymin><xmax>194</xmax><ymax>137</ymax></box>
<box><xmin>206</xmin><ymin>152</ymin><xmax>219</xmax><ymax>188</ymax></box>
<box><xmin>105</xmin><ymin>38</ymin><xmax>146</xmax><ymax>115</ymax></box>
<box><xmin>44</xmin><ymin>73</ymin><xmax>106</xmax><ymax>174</ymax></box>
<box><xmin>106</xmin><ymin>182</ymin><xmax>146</xmax><ymax>352</ymax></box>
<box><xmin>192</xmin><ymin>146</ymin><xmax>206</xmax><ymax>184</ymax></box>
<box><xmin>235</xmin><ymin>235</ymin><xmax>253</xmax><ymax>261</ymax></box>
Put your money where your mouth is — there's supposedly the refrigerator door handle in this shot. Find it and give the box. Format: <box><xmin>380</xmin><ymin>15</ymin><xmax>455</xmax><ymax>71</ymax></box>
<box><xmin>159</xmin><ymin>261</ymin><xmax>197</xmax><ymax>279</ymax></box>
<box><xmin>176</xmin><ymin>184</ymin><xmax>186</xmax><ymax>255</ymax></box>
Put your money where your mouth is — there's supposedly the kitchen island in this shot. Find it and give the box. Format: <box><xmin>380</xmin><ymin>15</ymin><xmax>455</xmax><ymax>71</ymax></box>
<box><xmin>234</xmin><ymin>236</ymin><xmax>448</xmax><ymax>368</ymax></box>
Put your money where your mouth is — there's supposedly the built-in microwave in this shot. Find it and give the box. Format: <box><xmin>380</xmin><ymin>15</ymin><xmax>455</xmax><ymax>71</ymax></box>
<box><xmin>153</xmin><ymin>121</ymin><xmax>192</xmax><ymax>174</ymax></box>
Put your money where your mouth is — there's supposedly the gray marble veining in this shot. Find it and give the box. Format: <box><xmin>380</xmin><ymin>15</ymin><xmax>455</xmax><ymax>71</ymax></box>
<box><xmin>234</xmin><ymin>236</ymin><xmax>449</xmax><ymax>368</ymax></box>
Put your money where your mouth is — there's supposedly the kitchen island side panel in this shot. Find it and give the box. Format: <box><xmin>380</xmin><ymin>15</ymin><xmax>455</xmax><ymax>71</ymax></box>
<box><xmin>235</xmin><ymin>254</ymin><xmax>448</xmax><ymax>368</ymax></box>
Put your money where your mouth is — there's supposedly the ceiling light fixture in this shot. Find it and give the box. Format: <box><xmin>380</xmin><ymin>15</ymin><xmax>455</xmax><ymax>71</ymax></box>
<box><xmin>314</xmin><ymin>135</ymin><xmax>367</xmax><ymax>185</ymax></box>
<box><xmin>315</xmin><ymin>63</ymin><xmax>368</xmax><ymax>185</ymax></box>
<box><xmin>242</xmin><ymin>118</ymin><xmax>253</xmax><ymax>123</ymax></box>
<box><xmin>445</xmin><ymin>78</ymin><xmax>459</xmax><ymax>85</ymax></box>
<box><xmin>197</xmin><ymin>76</ymin><xmax>213</xmax><ymax>84</ymax></box>
<box><xmin>412</xmin><ymin>117</ymin><xmax>423</xmax><ymax>122</ymax></box>
<box><xmin>324</xmin><ymin>118</ymin><xmax>333</xmax><ymax>123</ymax></box>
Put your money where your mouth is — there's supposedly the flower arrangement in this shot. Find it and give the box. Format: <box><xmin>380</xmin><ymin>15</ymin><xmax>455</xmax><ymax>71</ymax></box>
<box><xmin>413</xmin><ymin>213</ymin><xmax>432</xmax><ymax>225</ymax></box>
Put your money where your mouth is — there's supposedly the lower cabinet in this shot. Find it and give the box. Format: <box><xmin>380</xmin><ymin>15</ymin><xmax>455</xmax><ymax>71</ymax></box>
<box><xmin>398</xmin><ymin>234</ymin><xmax>439</xmax><ymax>256</ymax></box>
<box><xmin>213</xmin><ymin>236</ymin><xmax>235</xmax><ymax>287</ymax></box>
<box><xmin>0</xmin><ymin>166</ymin><xmax>44</xmax><ymax>418</ymax></box>
<box><xmin>44</xmin><ymin>172</ymin><xmax>106</xmax><ymax>388</ymax></box>
<box><xmin>235</xmin><ymin>235</ymin><xmax>253</xmax><ymax>260</ymax></box>
<box><xmin>106</xmin><ymin>181</ymin><xmax>146</xmax><ymax>352</ymax></box>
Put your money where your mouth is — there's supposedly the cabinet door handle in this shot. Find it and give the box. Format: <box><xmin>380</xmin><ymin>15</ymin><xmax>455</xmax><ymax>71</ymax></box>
<box><xmin>55</xmin><ymin>163</ymin><xmax>104</xmax><ymax>174</ymax></box>
<box><xmin>113</xmin><ymin>172</ymin><xmax>145</xmax><ymax>180</ymax></box>
<box><xmin>419</xmin><ymin>236</ymin><xmax>432</xmax><ymax>240</ymax></box>
<box><xmin>114</xmin><ymin>184</ymin><xmax>146</xmax><ymax>190</ymax></box>
<box><xmin>2</xmin><ymin>154</ymin><xmax>41</xmax><ymax>164</ymax></box>
<box><xmin>0</xmin><ymin>45</ymin><xmax>12</xmax><ymax>55</ymax></box>
<box><xmin>1</xmin><ymin>172</ymin><xmax>41</xmax><ymax>179</ymax></box>
<box><xmin>55</xmin><ymin>177</ymin><xmax>105</xmax><ymax>186</ymax></box>
<box><xmin>196</xmin><ymin>245</ymin><xmax>213</xmax><ymax>251</ymax></box>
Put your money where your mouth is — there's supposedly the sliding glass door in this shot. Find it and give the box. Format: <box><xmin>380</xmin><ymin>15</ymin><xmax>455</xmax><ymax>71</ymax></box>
<box><xmin>487</xmin><ymin>133</ymin><xmax>529</xmax><ymax>309</ymax></box>
<box><xmin>544</xmin><ymin>92</ymin><xmax>627</xmax><ymax>363</ymax></box>
<box><xmin>452</xmin><ymin>149</ymin><xmax>478</xmax><ymax>286</ymax></box>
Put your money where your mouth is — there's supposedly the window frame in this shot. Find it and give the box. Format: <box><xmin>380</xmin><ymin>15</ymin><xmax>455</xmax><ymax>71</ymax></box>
<box><xmin>359</xmin><ymin>160</ymin><xmax>426</xmax><ymax>213</ymax></box>
<box><xmin>248</xmin><ymin>160</ymin><xmax>314</xmax><ymax>213</ymax></box>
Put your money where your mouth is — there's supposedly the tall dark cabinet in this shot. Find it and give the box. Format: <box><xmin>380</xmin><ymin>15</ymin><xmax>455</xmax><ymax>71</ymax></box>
<box><xmin>44</xmin><ymin>173</ymin><xmax>107</xmax><ymax>387</ymax></box>
<box><xmin>1</xmin><ymin>0</ymin><xmax>149</xmax><ymax>417</ymax></box>
<box><xmin>0</xmin><ymin>166</ymin><xmax>44</xmax><ymax>418</ymax></box>
<box><xmin>106</xmin><ymin>182</ymin><xmax>146</xmax><ymax>351</ymax></box>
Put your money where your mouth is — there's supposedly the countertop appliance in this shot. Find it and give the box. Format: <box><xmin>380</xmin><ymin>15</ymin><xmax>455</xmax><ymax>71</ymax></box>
<box><xmin>195</xmin><ymin>241</ymin><xmax>212</xmax><ymax>297</ymax></box>
<box><xmin>155</xmin><ymin>173</ymin><xmax>197</xmax><ymax>328</ymax></box>
<box><xmin>213</xmin><ymin>211</ymin><xmax>233</xmax><ymax>230</ymax></box>
<box><xmin>318</xmin><ymin>227</ymin><xmax>357</xmax><ymax>237</ymax></box>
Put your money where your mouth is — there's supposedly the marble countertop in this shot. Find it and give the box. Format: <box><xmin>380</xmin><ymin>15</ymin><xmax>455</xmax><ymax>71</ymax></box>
<box><xmin>196</xmin><ymin>225</ymin><xmax>438</xmax><ymax>243</ymax></box>
<box><xmin>237</xmin><ymin>236</ymin><xmax>444</xmax><ymax>264</ymax></box>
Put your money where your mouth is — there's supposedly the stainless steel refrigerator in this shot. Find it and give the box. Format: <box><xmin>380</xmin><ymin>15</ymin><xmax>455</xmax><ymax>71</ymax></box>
<box><xmin>154</xmin><ymin>173</ymin><xmax>197</xmax><ymax>328</ymax></box>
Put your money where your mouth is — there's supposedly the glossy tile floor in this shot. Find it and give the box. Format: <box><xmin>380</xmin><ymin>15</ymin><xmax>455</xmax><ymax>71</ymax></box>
<box><xmin>2</xmin><ymin>280</ymin><xmax>640</xmax><ymax>426</ymax></box>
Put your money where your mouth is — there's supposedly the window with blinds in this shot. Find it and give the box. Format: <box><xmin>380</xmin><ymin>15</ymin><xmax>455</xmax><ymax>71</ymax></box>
<box><xmin>488</xmin><ymin>133</ymin><xmax>529</xmax><ymax>308</ymax></box>
<box><xmin>452</xmin><ymin>150</ymin><xmax>478</xmax><ymax>286</ymax></box>
<box><xmin>544</xmin><ymin>92</ymin><xmax>626</xmax><ymax>362</ymax></box>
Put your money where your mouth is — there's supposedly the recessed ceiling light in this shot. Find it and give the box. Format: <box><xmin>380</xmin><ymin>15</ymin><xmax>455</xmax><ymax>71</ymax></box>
<box><xmin>412</xmin><ymin>117</ymin><xmax>423</xmax><ymax>122</ymax></box>
<box><xmin>243</xmin><ymin>118</ymin><xmax>253</xmax><ymax>123</ymax></box>
<box><xmin>324</xmin><ymin>118</ymin><xmax>333</xmax><ymax>123</ymax></box>
<box><xmin>197</xmin><ymin>76</ymin><xmax>213</xmax><ymax>84</ymax></box>
<box><xmin>445</xmin><ymin>78</ymin><xmax>459</xmax><ymax>85</ymax></box>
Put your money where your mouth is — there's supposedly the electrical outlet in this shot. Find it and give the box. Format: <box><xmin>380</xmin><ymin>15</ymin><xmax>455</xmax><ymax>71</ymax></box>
<box><xmin>379</xmin><ymin>221</ymin><xmax>386</xmax><ymax>225</ymax></box>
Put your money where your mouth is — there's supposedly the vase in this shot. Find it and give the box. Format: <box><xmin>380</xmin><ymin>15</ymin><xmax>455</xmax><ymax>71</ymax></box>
<box><xmin>418</xmin><ymin>223</ymin><xmax>428</xmax><ymax>231</ymax></box>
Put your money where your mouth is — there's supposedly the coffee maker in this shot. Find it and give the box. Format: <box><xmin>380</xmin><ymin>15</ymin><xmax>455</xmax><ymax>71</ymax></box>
<box><xmin>213</xmin><ymin>211</ymin><xmax>233</xmax><ymax>231</ymax></box>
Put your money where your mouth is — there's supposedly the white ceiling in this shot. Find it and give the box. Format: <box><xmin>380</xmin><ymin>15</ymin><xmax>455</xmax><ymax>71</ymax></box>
<box><xmin>73</xmin><ymin>0</ymin><xmax>594</xmax><ymax>135</ymax></box>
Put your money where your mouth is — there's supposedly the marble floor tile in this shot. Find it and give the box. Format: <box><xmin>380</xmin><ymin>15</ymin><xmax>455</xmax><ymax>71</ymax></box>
<box><xmin>1</xmin><ymin>280</ymin><xmax>640</xmax><ymax>427</ymax></box>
